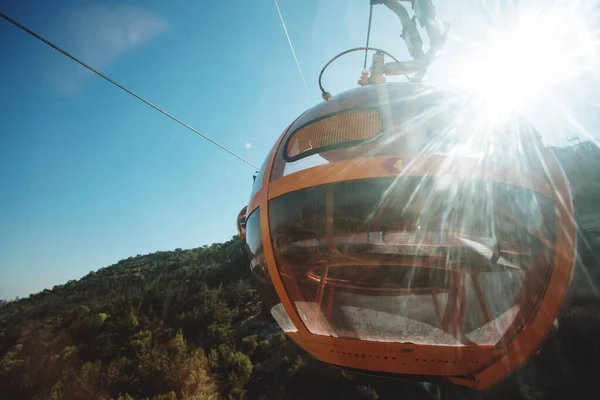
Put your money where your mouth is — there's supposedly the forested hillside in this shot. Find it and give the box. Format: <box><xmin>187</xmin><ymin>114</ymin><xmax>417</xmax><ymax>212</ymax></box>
<box><xmin>1</xmin><ymin>142</ymin><xmax>600</xmax><ymax>400</ymax></box>
<box><xmin>552</xmin><ymin>139</ymin><xmax>600</xmax><ymax>216</ymax></box>
<box><xmin>2</xmin><ymin>236</ymin><xmax>600</xmax><ymax>400</ymax></box>
<box><xmin>0</xmin><ymin>238</ymin><xmax>434</xmax><ymax>400</ymax></box>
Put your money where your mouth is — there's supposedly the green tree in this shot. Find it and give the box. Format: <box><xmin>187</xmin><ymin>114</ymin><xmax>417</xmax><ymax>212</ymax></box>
<box><xmin>152</xmin><ymin>391</ymin><xmax>177</xmax><ymax>400</ymax></box>
<box><xmin>167</xmin><ymin>329</ymin><xmax>186</xmax><ymax>362</ymax></box>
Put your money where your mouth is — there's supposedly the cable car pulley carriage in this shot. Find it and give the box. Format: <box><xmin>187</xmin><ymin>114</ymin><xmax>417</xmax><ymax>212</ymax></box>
<box><xmin>236</xmin><ymin>0</ymin><xmax>576</xmax><ymax>390</ymax></box>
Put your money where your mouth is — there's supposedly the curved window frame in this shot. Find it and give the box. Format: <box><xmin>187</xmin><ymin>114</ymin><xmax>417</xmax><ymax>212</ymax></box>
<box><xmin>282</xmin><ymin>107</ymin><xmax>387</xmax><ymax>163</ymax></box>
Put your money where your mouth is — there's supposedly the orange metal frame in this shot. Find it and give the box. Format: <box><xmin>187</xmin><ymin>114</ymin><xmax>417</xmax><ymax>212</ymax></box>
<box><xmin>250</xmin><ymin>127</ymin><xmax>575</xmax><ymax>389</ymax></box>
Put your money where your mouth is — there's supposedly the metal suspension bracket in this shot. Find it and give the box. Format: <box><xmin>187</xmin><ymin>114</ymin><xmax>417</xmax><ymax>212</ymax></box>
<box><xmin>366</xmin><ymin>0</ymin><xmax>451</xmax><ymax>83</ymax></box>
<box><xmin>318</xmin><ymin>1</ymin><xmax>451</xmax><ymax>100</ymax></box>
<box><xmin>358</xmin><ymin>51</ymin><xmax>386</xmax><ymax>86</ymax></box>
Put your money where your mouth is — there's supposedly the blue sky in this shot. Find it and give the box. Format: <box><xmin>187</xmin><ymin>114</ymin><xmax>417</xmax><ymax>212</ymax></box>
<box><xmin>1</xmin><ymin>0</ymin><xmax>599</xmax><ymax>299</ymax></box>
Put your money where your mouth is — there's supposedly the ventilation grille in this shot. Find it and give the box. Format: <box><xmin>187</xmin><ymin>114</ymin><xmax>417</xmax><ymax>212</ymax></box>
<box><xmin>286</xmin><ymin>108</ymin><xmax>382</xmax><ymax>160</ymax></box>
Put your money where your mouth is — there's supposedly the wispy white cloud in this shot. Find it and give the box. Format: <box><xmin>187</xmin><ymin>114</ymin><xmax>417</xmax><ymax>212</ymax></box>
<box><xmin>48</xmin><ymin>4</ymin><xmax>168</xmax><ymax>96</ymax></box>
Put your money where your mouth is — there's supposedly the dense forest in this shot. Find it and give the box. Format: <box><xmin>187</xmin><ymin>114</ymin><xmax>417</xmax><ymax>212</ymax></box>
<box><xmin>1</xmin><ymin>141</ymin><xmax>599</xmax><ymax>400</ymax></box>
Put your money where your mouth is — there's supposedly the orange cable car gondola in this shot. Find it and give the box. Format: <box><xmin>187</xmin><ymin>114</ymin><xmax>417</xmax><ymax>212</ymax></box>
<box><xmin>237</xmin><ymin>0</ymin><xmax>577</xmax><ymax>390</ymax></box>
<box><xmin>237</xmin><ymin>205</ymin><xmax>248</xmax><ymax>242</ymax></box>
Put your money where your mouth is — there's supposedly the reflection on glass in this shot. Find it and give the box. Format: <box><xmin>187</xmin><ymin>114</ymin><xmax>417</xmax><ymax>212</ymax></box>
<box><xmin>249</xmin><ymin>156</ymin><xmax>269</xmax><ymax>201</ymax></box>
<box><xmin>245</xmin><ymin>209</ymin><xmax>279</xmax><ymax>310</ymax></box>
<box><xmin>271</xmin><ymin>303</ymin><xmax>298</xmax><ymax>333</ymax></box>
<box><xmin>269</xmin><ymin>177</ymin><xmax>555</xmax><ymax>345</ymax></box>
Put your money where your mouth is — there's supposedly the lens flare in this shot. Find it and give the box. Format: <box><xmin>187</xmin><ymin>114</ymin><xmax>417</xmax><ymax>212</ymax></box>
<box><xmin>450</xmin><ymin>2</ymin><xmax>598</xmax><ymax>114</ymax></box>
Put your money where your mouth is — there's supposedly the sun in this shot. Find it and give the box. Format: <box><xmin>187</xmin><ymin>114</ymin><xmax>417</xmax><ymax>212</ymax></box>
<box><xmin>449</xmin><ymin>3</ymin><xmax>595</xmax><ymax>114</ymax></box>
